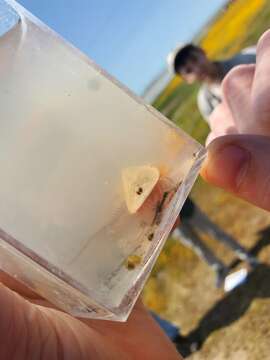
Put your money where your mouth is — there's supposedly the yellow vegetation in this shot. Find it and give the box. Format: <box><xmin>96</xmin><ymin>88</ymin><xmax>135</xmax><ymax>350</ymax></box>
<box><xmin>201</xmin><ymin>0</ymin><xmax>265</xmax><ymax>57</ymax></box>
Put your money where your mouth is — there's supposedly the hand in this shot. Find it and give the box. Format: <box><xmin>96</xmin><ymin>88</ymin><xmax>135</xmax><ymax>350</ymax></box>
<box><xmin>202</xmin><ymin>30</ymin><xmax>270</xmax><ymax>211</ymax></box>
<box><xmin>206</xmin><ymin>102</ymin><xmax>237</xmax><ymax>145</ymax></box>
<box><xmin>207</xmin><ymin>29</ymin><xmax>270</xmax><ymax>142</ymax></box>
<box><xmin>0</xmin><ymin>271</ymin><xmax>181</xmax><ymax>359</ymax></box>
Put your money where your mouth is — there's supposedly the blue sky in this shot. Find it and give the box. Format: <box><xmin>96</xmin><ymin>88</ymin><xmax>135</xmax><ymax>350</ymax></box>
<box><xmin>19</xmin><ymin>0</ymin><xmax>226</xmax><ymax>94</ymax></box>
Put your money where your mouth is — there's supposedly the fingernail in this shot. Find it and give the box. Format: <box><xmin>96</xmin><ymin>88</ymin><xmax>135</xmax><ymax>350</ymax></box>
<box><xmin>202</xmin><ymin>143</ymin><xmax>250</xmax><ymax>190</ymax></box>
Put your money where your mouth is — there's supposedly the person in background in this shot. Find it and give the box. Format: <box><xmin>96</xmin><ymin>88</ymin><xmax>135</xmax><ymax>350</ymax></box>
<box><xmin>167</xmin><ymin>44</ymin><xmax>258</xmax><ymax>286</ymax></box>
<box><xmin>167</xmin><ymin>43</ymin><xmax>256</xmax><ymax>122</ymax></box>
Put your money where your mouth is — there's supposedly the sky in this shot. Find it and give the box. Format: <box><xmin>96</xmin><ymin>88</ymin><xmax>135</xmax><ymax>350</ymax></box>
<box><xmin>18</xmin><ymin>0</ymin><xmax>226</xmax><ymax>95</ymax></box>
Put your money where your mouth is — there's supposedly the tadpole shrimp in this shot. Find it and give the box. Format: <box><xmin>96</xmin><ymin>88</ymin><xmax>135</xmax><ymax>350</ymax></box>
<box><xmin>138</xmin><ymin>176</ymin><xmax>181</xmax><ymax>227</ymax></box>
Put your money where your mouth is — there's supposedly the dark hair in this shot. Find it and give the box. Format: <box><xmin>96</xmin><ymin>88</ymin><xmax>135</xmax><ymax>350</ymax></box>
<box><xmin>173</xmin><ymin>44</ymin><xmax>202</xmax><ymax>73</ymax></box>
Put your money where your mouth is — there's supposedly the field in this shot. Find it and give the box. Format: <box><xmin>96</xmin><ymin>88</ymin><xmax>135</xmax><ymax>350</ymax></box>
<box><xmin>143</xmin><ymin>0</ymin><xmax>270</xmax><ymax>358</ymax></box>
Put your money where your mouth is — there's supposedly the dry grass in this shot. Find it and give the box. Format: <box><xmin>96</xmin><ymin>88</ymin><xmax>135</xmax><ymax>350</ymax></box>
<box><xmin>143</xmin><ymin>182</ymin><xmax>270</xmax><ymax>358</ymax></box>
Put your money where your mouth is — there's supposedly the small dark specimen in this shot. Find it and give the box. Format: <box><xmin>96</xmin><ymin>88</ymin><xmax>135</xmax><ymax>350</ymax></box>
<box><xmin>125</xmin><ymin>255</ymin><xmax>141</xmax><ymax>270</ymax></box>
<box><xmin>152</xmin><ymin>191</ymin><xmax>169</xmax><ymax>225</ymax></box>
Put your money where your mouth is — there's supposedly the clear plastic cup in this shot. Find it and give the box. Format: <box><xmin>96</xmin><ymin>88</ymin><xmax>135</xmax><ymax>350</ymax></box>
<box><xmin>0</xmin><ymin>0</ymin><xmax>205</xmax><ymax>321</ymax></box>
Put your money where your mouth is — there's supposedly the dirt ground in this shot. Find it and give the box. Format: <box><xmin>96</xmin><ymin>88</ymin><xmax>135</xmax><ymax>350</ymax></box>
<box><xmin>143</xmin><ymin>179</ymin><xmax>270</xmax><ymax>359</ymax></box>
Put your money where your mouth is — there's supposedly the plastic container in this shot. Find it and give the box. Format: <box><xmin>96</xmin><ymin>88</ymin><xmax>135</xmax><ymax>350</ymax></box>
<box><xmin>0</xmin><ymin>0</ymin><xmax>205</xmax><ymax>321</ymax></box>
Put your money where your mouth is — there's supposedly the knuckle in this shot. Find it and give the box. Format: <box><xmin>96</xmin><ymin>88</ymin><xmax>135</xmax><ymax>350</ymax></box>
<box><xmin>222</xmin><ymin>64</ymin><xmax>254</xmax><ymax>98</ymax></box>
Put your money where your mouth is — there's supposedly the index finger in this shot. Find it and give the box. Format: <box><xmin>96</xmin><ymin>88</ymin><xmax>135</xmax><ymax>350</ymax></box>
<box><xmin>251</xmin><ymin>30</ymin><xmax>270</xmax><ymax>134</ymax></box>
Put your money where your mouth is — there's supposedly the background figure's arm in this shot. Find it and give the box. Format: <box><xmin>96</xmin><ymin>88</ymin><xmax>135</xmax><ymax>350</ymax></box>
<box><xmin>222</xmin><ymin>50</ymin><xmax>256</xmax><ymax>74</ymax></box>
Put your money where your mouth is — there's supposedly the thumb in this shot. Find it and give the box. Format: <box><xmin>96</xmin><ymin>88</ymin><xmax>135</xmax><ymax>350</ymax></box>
<box><xmin>201</xmin><ymin>134</ymin><xmax>270</xmax><ymax>211</ymax></box>
<box><xmin>0</xmin><ymin>282</ymin><xmax>89</xmax><ymax>359</ymax></box>
<box><xmin>0</xmin><ymin>283</ymin><xmax>45</xmax><ymax>359</ymax></box>
<box><xmin>0</xmin><ymin>280</ymin><xmax>117</xmax><ymax>360</ymax></box>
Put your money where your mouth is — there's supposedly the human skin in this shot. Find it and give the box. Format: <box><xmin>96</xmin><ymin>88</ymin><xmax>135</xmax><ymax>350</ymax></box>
<box><xmin>202</xmin><ymin>30</ymin><xmax>270</xmax><ymax>212</ymax></box>
<box><xmin>0</xmin><ymin>270</ymin><xmax>181</xmax><ymax>360</ymax></box>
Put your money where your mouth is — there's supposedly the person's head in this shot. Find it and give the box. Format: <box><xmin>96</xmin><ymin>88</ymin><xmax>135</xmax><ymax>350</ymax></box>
<box><xmin>171</xmin><ymin>44</ymin><xmax>215</xmax><ymax>84</ymax></box>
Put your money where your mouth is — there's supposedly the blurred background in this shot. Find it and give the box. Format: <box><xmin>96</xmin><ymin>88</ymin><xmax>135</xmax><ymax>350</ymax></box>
<box><xmin>19</xmin><ymin>0</ymin><xmax>270</xmax><ymax>358</ymax></box>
